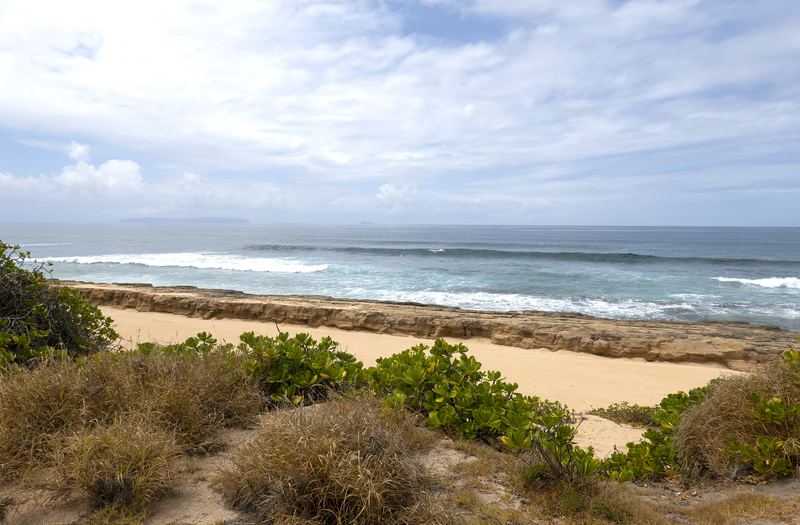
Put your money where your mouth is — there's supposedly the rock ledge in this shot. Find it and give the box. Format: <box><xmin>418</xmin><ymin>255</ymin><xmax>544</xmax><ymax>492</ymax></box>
<box><xmin>63</xmin><ymin>281</ymin><xmax>800</xmax><ymax>371</ymax></box>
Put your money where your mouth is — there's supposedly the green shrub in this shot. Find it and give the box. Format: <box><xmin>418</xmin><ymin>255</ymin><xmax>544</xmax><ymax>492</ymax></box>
<box><xmin>369</xmin><ymin>338</ymin><xmax>565</xmax><ymax>440</ymax></box>
<box><xmin>599</xmin><ymin>382</ymin><xmax>715</xmax><ymax>483</ymax></box>
<box><xmin>369</xmin><ymin>338</ymin><xmax>601</xmax><ymax>484</ymax></box>
<box><xmin>237</xmin><ymin>331</ymin><xmax>366</xmax><ymax>405</ymax></box>
<box><xmin>0</xmin><ymin>241</ymin><xmax>118</xmax><ymax>369</ymax></box>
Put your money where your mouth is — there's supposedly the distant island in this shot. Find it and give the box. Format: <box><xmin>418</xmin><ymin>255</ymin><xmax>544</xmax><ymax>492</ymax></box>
<box><xmin>120</xmin><ymin>217</ymin><xmax>250</xmax><ymax>224</ymax></box>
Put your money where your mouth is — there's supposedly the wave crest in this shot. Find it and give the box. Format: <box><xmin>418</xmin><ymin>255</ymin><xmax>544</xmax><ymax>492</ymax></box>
<box><xmin>45</xmin><ymin>253</ymin><xmax>328</xmax><ymax>274</ymax></box>
<box><xmin>714</xmin><ymin>277</ymin><xmax>800</xmax><ymax>289</ymax></box>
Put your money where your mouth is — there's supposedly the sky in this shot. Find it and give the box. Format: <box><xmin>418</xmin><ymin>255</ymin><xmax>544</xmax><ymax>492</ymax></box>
<box><xmin>0</xmin><ymin>0</ymin><xmax>798</xmax><ymax>226</ymax></box>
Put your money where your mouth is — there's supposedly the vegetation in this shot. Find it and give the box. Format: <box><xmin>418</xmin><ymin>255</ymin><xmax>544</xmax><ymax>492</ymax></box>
<box><xmin>677</xmin><ymin>349</ymin><xmax>800</xmax><ymax>479</ymax></box>
<box><xmin>0</xmin><ymin>241</ymin><xmax>118</xmax><ymax>369</ymax></box>
<box><xmin>2</xmin><ymin>247</ymin><xmax>799</xmax><ymax>523</ymax></box>
<box><xmin>2</xmin><ymin>329</ymin><xmax>798</xmax><ymax>523</ymax></box>
<box><xmin>590</xmin><ymin>402</ymin><xmax>660</xmax><ymax>428</ymax></box>
<box><xmin>220</xmin><ymin>395</ymin><xmax>451</xmax><ymax>525</ymax></box>
<box><xmin>237</xmin><ymin>330</ymin><xmax>366</xmax><ymax>405</ymax></box>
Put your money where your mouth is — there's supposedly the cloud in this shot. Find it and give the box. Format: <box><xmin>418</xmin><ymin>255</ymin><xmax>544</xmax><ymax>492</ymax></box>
<box><xmin>55</xmin><ymin>159</ymin><xmax>144</xmax><ymax>197</ymax></box>
<box><xmin>0</xmin><ymin>156</ymin><xmax>144</xmax><ymax>199</ymax></box>
<box><xmin>67</xmin><ymin>141</ymin><xmax>90</xmax><ymax>162</ymax></box>
<box><xmin>0</xmin><ymin>0</ymin><xmax>798</xmax><ymax>224</ymax></box>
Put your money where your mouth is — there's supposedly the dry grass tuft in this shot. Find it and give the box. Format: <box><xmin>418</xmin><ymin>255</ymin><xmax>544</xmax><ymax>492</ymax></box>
<box><xmin>0</xmin><ymin>351</ymin><xmax>264</xmax><ymax>481</ymax></box>
<box><xmin>48</xmin><ymin>415</ymin><xmax>180</xmax><ymax>509</ymax></box>
<box><xmin>132</xmin><ymin>352</ymin><xmax>264</xmax><ymax>451</ymax></box>
<box><xmin>0</xmin><ymin>360</ymin><xmax>86</xmax><ymax>480</ymax></box>
<box><xmin>220</xmin><ymin>394</ymin><xmax>451</xmax><ymax>525</ymax></box>
<box><xmin>0</xmin><ymin>346</ymin><xmax>266</xmax><ymax>523</ymax></box>
<box><xmin>675</xmin><ymin>360</ymin><xmax>800</xmax><ymax>479</ymax></box>
<box><xmin>665</xmin><ymin>492</ymin><xmax>797</xmax><ymax>525</ymax></box>
<box><xmin>523</xmin><ymin>479</ymin><xmax>671</xmax><ymax>525</ymax></box>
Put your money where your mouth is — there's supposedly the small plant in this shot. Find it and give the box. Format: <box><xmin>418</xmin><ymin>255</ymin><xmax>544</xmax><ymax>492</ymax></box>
<box><xmin>590</xmin><ymin>402</ymin><xmax>659</xmax><ymax>428</ymax></box>
<box><xmin>238</xmin><ymin>331</ymin><xmax>366</xmax><ymax>405</ymax></box>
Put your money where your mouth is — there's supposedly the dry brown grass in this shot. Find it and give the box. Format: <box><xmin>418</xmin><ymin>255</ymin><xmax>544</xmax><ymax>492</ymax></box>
<box><xmin>0</xmin><ymin>347</ymin><xmax>266</xmax><ymax>522</ymax></box>
<box><xmin>522</xmin><ymin>479</ymin><xmax>672</xmax><ymax>525</ymax></box>
<box><xmin>131</xmin><ymin>351</ymin><xmax>264</xmax><ymax>451</ymax></box>
<box><xmin>664</xmin><ymin>492</ymin><xmax>798</xmax><ymax>525</ymax></box>
<box><xmin>0</xmin><ymin>360</ymin><xmax>86</xmax><ymax>480</ymax></box>
<box><xmin>220</xmin><ymin>394</ymin><xmax>453</xmax><ymax>525</ymax></box>
<box><xmin>48</xmin><ymin>415</ymin><xmax>180</xmax><ymax>508</ymax></box>
<box><xmin>675</xmin><ymin>360</ymin><xmax>800</xmax><ymax>479</ymax></box>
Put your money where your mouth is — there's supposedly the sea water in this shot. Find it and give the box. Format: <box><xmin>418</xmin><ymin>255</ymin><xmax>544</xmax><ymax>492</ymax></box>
<box><xmin>2</xmin><ymin>223</ymin><xmax>799</xmax><ymax>330</ymax></box>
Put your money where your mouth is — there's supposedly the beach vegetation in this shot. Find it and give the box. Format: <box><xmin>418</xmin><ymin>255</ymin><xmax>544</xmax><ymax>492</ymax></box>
<box><xmin>2</xmin><ymin>304</ymin><xmax>799</xmax><ymax>524</ymax></box>
<box><xmin>0</xmin><ymin>338</ymin><xmax>264</xmax><ymax>523</ymax></box>
<box><xmin>368</xmin><ymin>338</ymin><xmax>607</xmax><ymax>493</ymax></box>
<box><xmin>675</xmin><ymin>347</ymin><xmax>800</xmax><ymax>480</ymax></box>
<box><xmin>589</xmin><ymin>402</ymin><xmax>659</xmax><ymax>428</ymax></box>
<box><xmin>594</xmin><ymin>346</ymin><xmax>800</xmax><ymax>485</ymax></box>
<box><xmin>598</xmin><ymin>383</ymin><xmax>714</xmax><ymax>483</ymax></box>
<box><xmin>0</xmin><ymin>241</ymin><xmax>118</xmax><ymax>370</ymax></box>
<box><xmin>219</xmin><ymin>394</ymin><xmax>452</xmax><ymax>525</ymax></box>
<box><xmin>237</xmin><ymin>330</ymin><xmax>367</xmax><ymax>406</ymax></box>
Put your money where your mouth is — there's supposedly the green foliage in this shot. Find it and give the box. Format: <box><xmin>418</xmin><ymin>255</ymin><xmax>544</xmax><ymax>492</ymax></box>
<box><xmin>237</xmin><ymin>330</ymin><xmax>366</xmax><ymax>405</ymax></box>
<box><xmin>369</xmin><ymin>338</ymin><xmax>601</xmax><ymax>485</ymax></box>
<box><xmin>606</xmin><ymin>347</ymin><xmax>800</xmax><ymax>483</ymax></box>
<box><xmin>0</xmin><ymin>241</ymin><xmax>118</xmax><ymax>370</ymax></box>
<box><xmin>599</xmin><ymin>383</ymin><xmax>715</xmax><ymax>483</ymax></box>
<box><xmin>749</xmin><ymin>393</ymin><xmax>800</xmax><ymax>426</ymax></box>
<box><xmin>369</xmin><ymin>338</ymin><xmax>561</xmax><ymax>440</ymax></box>
<box><xmin>728</xmin><ymin>438</ymin><xmax>794</xmax><ymax>476</ymax></box>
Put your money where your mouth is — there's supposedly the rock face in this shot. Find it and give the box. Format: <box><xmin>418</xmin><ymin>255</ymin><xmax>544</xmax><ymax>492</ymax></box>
<box><xmin>63</xmin><ymin>281</ymin><xmax>800</xmax><ymax>371</ymax></box>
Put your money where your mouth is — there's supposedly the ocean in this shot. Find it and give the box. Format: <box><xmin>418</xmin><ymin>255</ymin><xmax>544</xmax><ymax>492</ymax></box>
<box><xmin>2</xmin><ymin>223</ymin><xmax>799</xmax><ymax>330</ymax></box>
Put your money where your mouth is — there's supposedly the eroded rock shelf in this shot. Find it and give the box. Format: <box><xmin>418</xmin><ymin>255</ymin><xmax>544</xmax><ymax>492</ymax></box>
<box><xmin>63</xmin><ymin>281</ymin><xmax>800</xmax><ymax>371</ymax></box>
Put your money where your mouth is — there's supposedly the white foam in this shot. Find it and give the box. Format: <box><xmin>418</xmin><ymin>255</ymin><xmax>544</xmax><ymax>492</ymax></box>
<box><xmin>361</xmin><ymin>289</ymin><xmax>673</xmax><ymax>319</ymax></box>
<box><xmin>714</xmin><ymin>277</ymin><xmax>800</xmax><ymax>289</ymax></box>
<box><xmin>45</xmin><ymin>253</ymin><xmax>328</xmax><ymax>274</ymax></box>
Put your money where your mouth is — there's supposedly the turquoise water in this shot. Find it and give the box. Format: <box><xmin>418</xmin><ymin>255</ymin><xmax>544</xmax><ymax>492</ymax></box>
<box><xmin>3</xmin><ymin>223</ymin><xmax>799</xmax><ymax>330</ymax></box>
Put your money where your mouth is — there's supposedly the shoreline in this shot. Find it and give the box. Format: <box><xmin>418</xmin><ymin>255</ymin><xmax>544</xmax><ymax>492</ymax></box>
<box><xmin>62</xmin><ymin>280</ymin><xmax>800</xmax><ymax>371</ymax></box>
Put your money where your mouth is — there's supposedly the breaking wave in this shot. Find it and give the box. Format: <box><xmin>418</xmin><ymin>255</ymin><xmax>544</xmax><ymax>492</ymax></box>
<box><xmin>45</xmin><ymin>253</ymin><xmax>328</xmax><ymax>274</ymax></box>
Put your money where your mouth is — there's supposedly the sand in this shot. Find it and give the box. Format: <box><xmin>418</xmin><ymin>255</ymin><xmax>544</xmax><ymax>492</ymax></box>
<box><xmin>102</xmin><ymin>306</ymin><xmax>738</xmax><ymax>458</ymax></box>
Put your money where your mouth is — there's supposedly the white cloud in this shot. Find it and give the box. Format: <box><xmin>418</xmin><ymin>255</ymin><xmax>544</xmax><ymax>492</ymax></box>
<box><xmin>0</xmin><ymin>157</ymin><xmax>144</xmax><ymax>199</ymax></box>
<box><xmin>67</xmin><ymin>141</ymin><xmax>91</xmax><ymax>162</ymax></box>
<box><xmin>0</xmin><ymin>0</ymin><xmax>798</xmax><ymax>224</ymax></box>
<box><xmin>0</xmin><ymin>172</ymin><xmax>51</xmax><ymax>194</ymax></box>
<box><xmin>54</xmin><ymin>160</ymin><xmax>144</xmax><ymax>197</ymax></box>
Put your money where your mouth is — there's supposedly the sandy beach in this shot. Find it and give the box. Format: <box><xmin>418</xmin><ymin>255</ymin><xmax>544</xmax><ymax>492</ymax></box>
<box><xmin>103</xmin><ymin>305</ymin><xmax>738</xmax><ymax>457</ymax></box>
